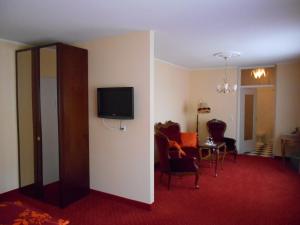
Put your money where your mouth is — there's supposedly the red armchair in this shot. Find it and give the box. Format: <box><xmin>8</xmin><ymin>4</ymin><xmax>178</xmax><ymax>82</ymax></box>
<box><xmin>155</xmin><ymin>121</ymin><xmax>200</xmax><ymax>189</ymax></box>
<box><xmin>207</xmin><ymin>119</ymin><xmax>238</xmax><ymax>161</ymax></box>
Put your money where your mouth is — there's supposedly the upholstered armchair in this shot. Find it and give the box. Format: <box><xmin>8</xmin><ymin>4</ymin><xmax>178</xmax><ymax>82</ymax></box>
<box><xmin>154</xmin><ymin>121</ymin><xmax>200</xmax><ymax>189</ymax></box>
<box><xmin>207</xmin><ymin>119</ymin><xmax>238</xmax><ymax>161</ymax></box>
<box><xmin>155</xmin><ymin>121</ymin><xmax>200</xmax><ymax>159</ymax></box>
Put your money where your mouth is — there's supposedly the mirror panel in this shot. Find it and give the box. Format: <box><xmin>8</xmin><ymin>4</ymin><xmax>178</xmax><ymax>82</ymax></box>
<box><xmin>17</xmin><ymin>50</ymin><xmax>35</xmax><ymax>188</ymax></box>
<box><xmin>39</xmin><ymin>46</ymin><xmax>60</xmax><ymax>205</ymax></box>
<box><xmin>244</xmin><ymin>94</ymin><xmax>254</xmax><ymax>140</ymax></box>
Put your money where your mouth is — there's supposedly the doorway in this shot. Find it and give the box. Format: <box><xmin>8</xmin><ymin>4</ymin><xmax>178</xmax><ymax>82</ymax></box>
<box><xmin>238</xmin><ymin>67</ymin><xmax>276</xmax><ymax>157</ymax></box>
<box><xmin>240</xmin><ymin>88</ymin><xmax>257</xmax><ymax>153</ymax></box>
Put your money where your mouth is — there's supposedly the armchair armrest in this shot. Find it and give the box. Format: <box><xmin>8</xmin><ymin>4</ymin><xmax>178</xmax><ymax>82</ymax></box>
<box><xmin>224</xmin><ymin>137</ymin><xmax>237</xmax><ymax>150</ymax></box>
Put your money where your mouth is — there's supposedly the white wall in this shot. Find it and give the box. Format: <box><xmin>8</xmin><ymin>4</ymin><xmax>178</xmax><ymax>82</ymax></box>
<box><xmin>154</xmin><ymin>59</ymin><xmax>190</xmax><ymax>131</ymax></box>
<box><xmin>0</xmin><ymin>40</ymin><xmax>24</xmax><ymax>193</ymax></box>
<box><xmin>188</xmin><ymin>68</ymin><xmax>238</xmax><ymax>142</ymax></box>
<box><xmin>274</xmin><ymin>60</ymin><xmax>300</xmax><ymax>155</ymax></box>
<box><xmin>79</xmin><ymin>31</ymin><xmax>154</xmax><ymax>204</ymax></box>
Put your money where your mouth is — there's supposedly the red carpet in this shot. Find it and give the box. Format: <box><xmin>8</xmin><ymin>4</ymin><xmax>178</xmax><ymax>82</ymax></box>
<box><xmin>1</xmin><ymin>156</ymin><xmax>300</xmax><ymax>225</ymax></box>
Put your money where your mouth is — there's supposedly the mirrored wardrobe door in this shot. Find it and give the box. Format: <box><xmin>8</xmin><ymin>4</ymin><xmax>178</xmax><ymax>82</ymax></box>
<box><xmin>39</xmin><ymin>46</ymin><xmax>60</xmax><ymax>205</ymax></box>
<box><xmin>17</xmin><ymin>50</ymin><xmax>36</xmax><ymax>193</ymax></box>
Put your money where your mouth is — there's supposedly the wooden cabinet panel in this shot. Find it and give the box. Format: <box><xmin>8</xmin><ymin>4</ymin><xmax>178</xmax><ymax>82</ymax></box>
<box><xmin>17</xmin><ymin>43</ymin><xmax>89</xmax><ymax>208</ymax></box>
<box><xmin>57</xmin><ymin>44</ymin><xmax>89</xmax><ymax>207</ymax></box>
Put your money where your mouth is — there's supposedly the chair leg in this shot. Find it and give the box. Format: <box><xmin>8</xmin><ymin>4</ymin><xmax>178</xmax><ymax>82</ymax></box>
<box><xmin>194</xmin><ymin>172</ymin><xmax>199</xmax><ymax>189</ymax></box>
<box><xmin>234</xmin><ymin>151</ymin><xmax>237</xmax><ymax>162</ymax></box>
<box><xmin>221</xmin><ymin>148</ymin><xmax>227</xmax><ymax>170</ymax></box>
<box><xmin>168</xmin><ymin>174</ymin><xmax>172</xmax><ymax>190</ymax></box>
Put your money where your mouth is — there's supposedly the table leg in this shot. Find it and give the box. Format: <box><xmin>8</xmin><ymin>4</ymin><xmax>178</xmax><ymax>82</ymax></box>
<box><xmin>214</xmin><ymin>148</ymin><xmax>219</xmax><ymax>177</ymax></box>
<box><xmin>209</xmin><ymin>149</ymin><xmax>213</xmax><ymax>168</ymax></box>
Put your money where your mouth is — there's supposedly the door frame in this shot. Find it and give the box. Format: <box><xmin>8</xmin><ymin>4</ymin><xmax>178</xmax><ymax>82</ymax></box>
<box><xmin>236</xmin><ymin>65</ymin><xmax>276</xmax><ymax>154</ymax></box>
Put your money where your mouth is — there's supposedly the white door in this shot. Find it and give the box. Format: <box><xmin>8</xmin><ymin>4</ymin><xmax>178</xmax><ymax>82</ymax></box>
<box><xmin>239</xmin><ymin>88</ymin><xmax>257</xmax><ymax>153</ymax></box>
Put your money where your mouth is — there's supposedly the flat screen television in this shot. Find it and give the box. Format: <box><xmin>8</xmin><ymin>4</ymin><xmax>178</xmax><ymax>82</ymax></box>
<box><xmin>97</xmin><ymin>87</ymin><xmax>134</xmax><ymax>119</ymax></box>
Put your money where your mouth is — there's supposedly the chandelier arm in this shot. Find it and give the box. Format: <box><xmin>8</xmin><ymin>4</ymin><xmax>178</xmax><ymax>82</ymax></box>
<box><xmin>214</xmin><ymin>51</ymin><xmax>240</xmax><ymax>94</ymax></box>
<box><xmin>225</xmin><ymin>57</ymin><xmax>228</xmax><ymax>78</ymax></box>
<box><xmin>224</xmin><ymin>56</ymin><xmax>228</xmax><ymax>82</ymax></box>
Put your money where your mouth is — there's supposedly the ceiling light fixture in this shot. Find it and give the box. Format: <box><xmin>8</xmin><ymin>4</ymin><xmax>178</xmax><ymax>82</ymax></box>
<box><xmin>252</xmin><ymin>68</ymin><xmax>266</xmax><ymax>79</ymax></box>
<box><xmin>213</xmin><ymin>51</ymin><xmax>240</xmax><ymax>94</ymax></box>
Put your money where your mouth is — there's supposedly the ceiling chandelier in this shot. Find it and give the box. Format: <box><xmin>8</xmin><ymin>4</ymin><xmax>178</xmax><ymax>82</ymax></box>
<box><xmin>252</xmin><ymin>68</ymin><xmax>266</xmax><ymax>79</ymax></box>
<box><xmin>214</xmin><ymin>51</ymin><xmax>240</xmax><ymax>94</ymax></box>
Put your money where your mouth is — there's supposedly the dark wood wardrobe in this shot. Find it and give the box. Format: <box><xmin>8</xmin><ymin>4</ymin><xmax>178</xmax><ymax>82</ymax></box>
<box><xmin>16</xmin><ymin>43</ymin><xmax>89</xmax><ymax>207</ymax></box>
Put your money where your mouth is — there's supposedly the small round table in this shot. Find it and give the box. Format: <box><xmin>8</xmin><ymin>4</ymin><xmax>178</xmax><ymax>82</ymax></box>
<box><xmin>199</xmin><ymin>142</ymin><xmax>226</xmax><ymax>177</ymax></box>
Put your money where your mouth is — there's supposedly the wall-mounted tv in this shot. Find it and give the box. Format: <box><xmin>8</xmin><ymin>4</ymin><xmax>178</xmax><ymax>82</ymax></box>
<box><xmin>97</xmin><ymin>87</ymin><xmax>134</xmax><ymax>119</ymax></box>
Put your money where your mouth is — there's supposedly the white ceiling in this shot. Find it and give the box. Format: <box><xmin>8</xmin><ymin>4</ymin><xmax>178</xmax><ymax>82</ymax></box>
<box><xmin>1</xmin><ymin>0</ymin><xmax>300</xmax><ymax>68</ymax></box>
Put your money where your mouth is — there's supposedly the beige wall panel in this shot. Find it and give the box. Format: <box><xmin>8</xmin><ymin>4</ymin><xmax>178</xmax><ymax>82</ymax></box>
<box><xmin>188</xmin><ymin>68</ymin><xmax>238</xmax><ymax>142</ymax></box>
<box><xmin>0</xmin><ymin>40</ymin><xmax>25</xmax><ymax>193</ymax></box>
<box><xmin>40</xmin><ymin>48</ymin><xmax>56</xmax><ymax>77</ymax></box>
<box><xmin>256</xmin><ymin>87</ymin><xmax>275</xmax><ymax>142</ymax></box>
<box><xmin>17</xmin><ymin>50</ymin><xmax>35</xmax><ymax>187</ymax></box>
<box><xmin>79</xmin><ymin>31</ymin><xmax>154</xmax><ymax>204</ymax></box>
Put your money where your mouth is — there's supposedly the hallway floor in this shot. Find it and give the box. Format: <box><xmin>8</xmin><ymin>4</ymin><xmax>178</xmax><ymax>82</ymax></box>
<box><xmin>245</xmin><ymin>142</ymin><xmax>273</xmax><ymax>157</ymax></box>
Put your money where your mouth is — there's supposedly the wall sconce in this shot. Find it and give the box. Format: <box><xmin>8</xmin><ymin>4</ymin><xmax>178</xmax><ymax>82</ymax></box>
<box><xmin>252</xmin><ymin>68</ymin><xmax>266</xmax><ymax>79</ymax></box>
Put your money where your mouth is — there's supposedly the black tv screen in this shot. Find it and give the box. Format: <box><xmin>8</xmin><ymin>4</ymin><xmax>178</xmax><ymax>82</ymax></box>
<box><xmin>97</xmin><ymin>87</ymin><xmax>134</xmax><ymax>119</ymax></box>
